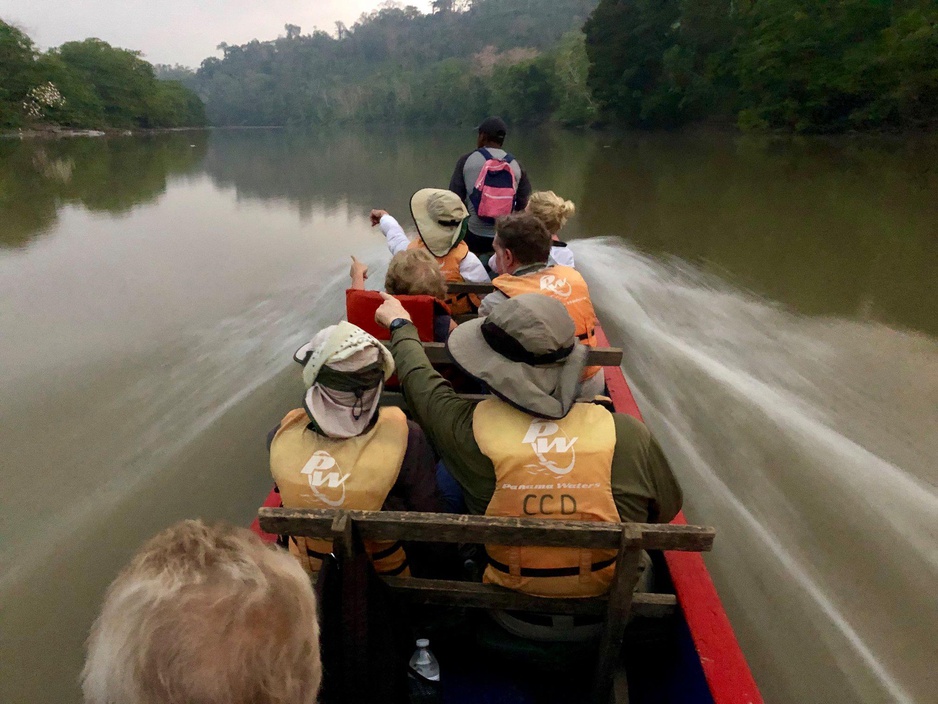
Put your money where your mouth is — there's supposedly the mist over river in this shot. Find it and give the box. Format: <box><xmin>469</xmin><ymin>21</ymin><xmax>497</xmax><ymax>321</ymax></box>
<box><xmin>1</xmin><ymin>128</ymin><xmax>936</xmax><ymax>703</ymax></box>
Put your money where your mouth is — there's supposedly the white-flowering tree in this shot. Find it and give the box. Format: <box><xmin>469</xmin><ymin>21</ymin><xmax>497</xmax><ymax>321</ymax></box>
<box><xmin>21</xmin><ymin>82</ymin><xmax>65</xmax><ymax>120</ymax></box>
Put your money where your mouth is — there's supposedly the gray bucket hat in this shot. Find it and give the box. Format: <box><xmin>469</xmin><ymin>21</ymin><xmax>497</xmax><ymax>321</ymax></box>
<box><xmin>446</xmin><ymin>294</ymin><xmax>588</xmax><ymax>419</ymax></box>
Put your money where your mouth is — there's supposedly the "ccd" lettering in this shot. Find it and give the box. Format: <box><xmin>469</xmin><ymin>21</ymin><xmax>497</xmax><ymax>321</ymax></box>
<box><xmin>522</xmin><ymin>494</ymin><xmax>578</xmax><ymax>516</ymax></box>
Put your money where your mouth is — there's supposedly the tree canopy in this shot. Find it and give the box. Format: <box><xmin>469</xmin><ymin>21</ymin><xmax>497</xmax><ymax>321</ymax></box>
<box><xmin>584</xmin><ymin>0</ymin><xmax>938</xmax><ymax>132</ymax></box>
<box><xmin>193</xmin><ymin>0</ymin><xmax>599</xmax><ymax>127</ymax></box>
<box><xmin>0</xmin><ymin>20</ymin><xmax>205</xmax><ymax>129</ymax></box>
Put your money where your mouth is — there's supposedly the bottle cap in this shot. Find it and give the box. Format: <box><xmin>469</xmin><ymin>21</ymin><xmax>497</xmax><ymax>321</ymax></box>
<box><xmin>416</xmin><ymin>638</ymin><xmax>429</xmax><ymax>648</ymax></box>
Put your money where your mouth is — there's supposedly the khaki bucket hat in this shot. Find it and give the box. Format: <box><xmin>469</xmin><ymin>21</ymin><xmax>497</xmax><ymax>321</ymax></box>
<box><xmin>410</xmin><ymin>188</ymin><xmax>469</xmax><ymax>257</ymax></box>
<box><xmin>446</xmin><ymin>294</ymin><xmax>588</xmax><ymax>419</ymax></box>
<box><xmin>293</xmin><ymin>322</ymin><xmax>396</xmax><ymax>438</ymax></box>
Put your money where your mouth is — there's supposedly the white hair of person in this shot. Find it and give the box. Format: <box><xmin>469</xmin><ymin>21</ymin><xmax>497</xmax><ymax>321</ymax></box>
<box><xmin>82</xmin><ymin>520</ymin><xmax>321</xmax><ymax>704</ymax></box>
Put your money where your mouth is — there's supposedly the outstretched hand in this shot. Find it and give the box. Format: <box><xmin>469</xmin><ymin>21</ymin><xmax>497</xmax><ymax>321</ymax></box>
<box><xmin>370</xmin><ymin>209</ymin><xmax>389</xmax><ymax>227</ymax></box>
<box><xmin>375</xmin><ymin>292</ymin><xmax>412</xmax><ymax>329</ymax></box>
<box><xmin>349</xmin><ymin>255</ymin><xmax>368</xmax><ymax>281</ymax></box>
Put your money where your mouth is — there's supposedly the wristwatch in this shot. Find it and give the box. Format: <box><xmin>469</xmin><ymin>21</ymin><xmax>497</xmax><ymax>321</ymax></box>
<box><xmin>389</xmin><ymin>318</ymin><xmax>412</xmax><ymax>333</ymax></box>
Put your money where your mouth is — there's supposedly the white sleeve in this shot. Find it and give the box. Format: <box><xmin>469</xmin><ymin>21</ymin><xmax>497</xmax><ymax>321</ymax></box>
<box><xmin>488</xmin><ymin>254</ymin><xmax>498</xmax><ymax>273</ymax></box>
<box><xmin>459</xmin><ymin>252</ymin><xmax>491</xmax><ymax>283</ymax></box>
<box><xmin>551</xmin><ymin>245</ymin><xmax>576</xmax><ymax>268</ymax></box>
<box><xmin>379</xmin><ymin>214</ymin><xmax>410</xmax><ymax>255</ymax></box>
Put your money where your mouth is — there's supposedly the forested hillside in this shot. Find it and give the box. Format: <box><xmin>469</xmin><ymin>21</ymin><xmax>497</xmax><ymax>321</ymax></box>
<box><xmin>0</xmin><ymin>20</ymin><xmax>205</xmax><ymax>130</ymax></box>
<box><xmin>194</xmin><ymin>0</ymin><xmax>599</xmax><ymax>127</ymax></box>
<box><xmin>198</xmin><ymin>0</ymin><xmax>937</xmax><ymax>133</ymax></box>
<box><xmin>585</xmin><ymin>0</ymin><xmax>938</xmax><ymax>132</ymax></box>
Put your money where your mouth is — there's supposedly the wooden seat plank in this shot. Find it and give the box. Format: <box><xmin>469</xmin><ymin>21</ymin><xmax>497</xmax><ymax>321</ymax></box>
<box><xmin>264</xmin><ymin>507</ymin><xmax>713</xmax><ymax>704</ymax></box>
<box><xmin>447</xmin><ymin>281</ymin><xmax>496</xmax><ymax>295</ymax></box>
<box><xmin>381</xmin><ymin>391</ymin><xmax>488</xmax><ymax>409</ymax></box>
<box><xmin>383</xmin><ymin>577</ymin><xmax>677</xmax><ymax>619</ymax></box>
<box><xmin>258</xmin><ymin>508</ymin><xmax>714</xmax><ymax>552</ymax></box>
<box><xmin>382</xmin><ymin>341</ymin><xmax>623</xmax><ymax>367</ymax></box>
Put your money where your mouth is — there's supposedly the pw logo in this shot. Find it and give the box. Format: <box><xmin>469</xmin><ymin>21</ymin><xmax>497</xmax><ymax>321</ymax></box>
<box><xmin>301</xmin><ymin>451</ymin><xmax>350</xmax><ymax>507</ymax></box>
<box><xmin>539</xmin><ymin>274</ymin><xmax>572</xmax><ymax>298</ymax></box>
<box><xmin>522</xmin><ymin>420</ymin><xmax>578</xmax><ymax>476</ymax></box>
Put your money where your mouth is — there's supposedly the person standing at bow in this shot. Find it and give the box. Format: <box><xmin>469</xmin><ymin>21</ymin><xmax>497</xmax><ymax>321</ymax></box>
<box><xmin>371</xmin><ymin>188</ymin><xmax>489</xmax><ymax>315</ymax></box>
<box><xmin>448</xmin><ymin>116</ymin><xmax>532</xmax><ymax>258</ymax></box>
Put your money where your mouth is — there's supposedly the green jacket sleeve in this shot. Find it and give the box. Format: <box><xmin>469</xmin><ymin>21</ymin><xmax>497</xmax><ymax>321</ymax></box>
<box><xmin>388</xmin><ymin>325</ymin><xmax>496</xmax><ymax>514</ymax></box>
<box><xmin>610</xmin><ymin>414</ymin><xmax>683</xmax><ymax>524</ymax></box>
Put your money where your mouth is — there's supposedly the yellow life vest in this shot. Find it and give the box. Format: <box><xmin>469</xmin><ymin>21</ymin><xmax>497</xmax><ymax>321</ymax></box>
<box><xmin>270</xmin><ymin>406</ymin><xmax>410</xmax><ymax>576</ymax></box>
<box><xmin>492</xmin><ymin>265</ymin><xmax>601</xmax><ymax>380</ymax></box>
<box><xmin>473</xmin><ymin>398</ymin><xmax>620</xmax><ymax>597</ymax></box>
<box><xmin>408</xmin><ymin>239</ymin><xmax>480</xmax><ymax>315</ymax></box>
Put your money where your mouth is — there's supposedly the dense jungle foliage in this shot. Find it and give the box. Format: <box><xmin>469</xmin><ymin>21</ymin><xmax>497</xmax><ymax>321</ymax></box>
<box><xmin>0</xmin><ymin>20</ymin><xmax>205</xmax><ymax>129</ymax></box>
<box><xmin>585</xmin><ymin>0</ymin><xmax>938</xmax><ymax>132</ymax></box>
<box><xmin>196</xmin><ymin>0</ymin><xmax>938</xmax><ymax>133</ymax></box>
<box><xmin>194</xmin><ymin>0</ymin><xmax>600</xmax><ymax>127</ymax></box>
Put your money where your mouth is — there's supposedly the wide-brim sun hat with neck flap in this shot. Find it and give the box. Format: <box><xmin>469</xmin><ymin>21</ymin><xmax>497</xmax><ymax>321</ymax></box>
<box><xmin>446</xmin><ymin>294</ymin><xmax>588</xmax><ymax>420</ymax></box>
<box><xmin>293</xmin><ymin>321</ymin><xmax>396</xmax><ymax>438</ymax></box>
<box><xmin>410</xmin><ymin>188</ymin><xmax>469</xmax><ymax>258</ymax></box>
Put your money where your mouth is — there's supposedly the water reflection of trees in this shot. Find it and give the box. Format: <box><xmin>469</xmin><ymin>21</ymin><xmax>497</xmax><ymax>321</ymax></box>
<box><xmin>0</xmin><ymin>133</ymin><xmax>208</xmax><ymax>249</ymax></box>
<box><xmin>575</xmin><ymin>132</ymin><xmax>938</xmax><ymax>335</ymax></box>
<box><xmin>203</xmin><ymin>128</ymin><xmax>936</xmax><ymax>334</ymax></box>
<box><xmin>201</xmin><ymin>128</ymin><xmax>596</xmax><ymax>225</ymax></box>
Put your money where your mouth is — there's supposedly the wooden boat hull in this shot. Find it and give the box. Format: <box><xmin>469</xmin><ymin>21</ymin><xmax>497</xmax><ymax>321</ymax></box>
<box><xmin>251</xmin><ymin>324</ymin><xmax>762</xmax><ymax>704</ymax></box>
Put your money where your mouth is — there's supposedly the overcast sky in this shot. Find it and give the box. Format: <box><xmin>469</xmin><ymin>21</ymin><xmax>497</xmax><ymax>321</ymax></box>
<box><xmin>4</xmin><ymin>0</ymin><xmax>434</xmax><ymax>68</ymax></box>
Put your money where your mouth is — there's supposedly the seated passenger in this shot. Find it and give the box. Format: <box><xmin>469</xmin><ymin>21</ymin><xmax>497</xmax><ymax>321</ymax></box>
<box><xmin>481</xmin><ymin>213</ymin><xmax>605</xmax><ymax>398</ymax></box>
<box><xmin>82</xmin><ymin>520</ymin><xmax>322</xmax><ymax>704</ymax></box>
<box><xmin>349</xmin><ymin>250</ymin><xmax>455</xmax><ymax>342</ymax></box>
<box><xmin>374</xmin><ymin>293</ymin><xmax>682</xmax><ymax>600</ymax></box>
<box><xmin>489</xmin><ymin>190</ymin><xmax>576</xmax><ymax>271</ymax></box>
<box><xmin>371</xmin><ymin>188</ymin><xmax>490</xmax><ymax>315</ymax></box>
<box><xmin>269</xmin><ymin>322</ymin><xmax>446</xmax><ymax>576</ymax></box>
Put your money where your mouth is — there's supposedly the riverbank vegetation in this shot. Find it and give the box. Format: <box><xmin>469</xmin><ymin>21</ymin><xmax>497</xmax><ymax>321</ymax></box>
<box><xmin>585</xmin><ymin>0</ymin><xmax>938</xmax><ymax>132</ymax></box>
<box><xmin>194</xmin><ymin>0</ymin><xmax>599</xmax><ymax>127</ymax></box>
<box><xmin>0</xmin><ymin>20</ymin><xmax>205</xmax><ymax>130</ymax></box>
<box><xmin>195</xmin><ymin>0</ymin><xmax>936</xmax><ymax>133</ymax></box>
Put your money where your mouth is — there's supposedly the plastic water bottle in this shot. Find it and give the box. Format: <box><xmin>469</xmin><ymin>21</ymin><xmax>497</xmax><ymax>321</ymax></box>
<box><xmin>408</xmin><ymin>638</ymin><xmax>442</xmax><ymax>703</ymax></box>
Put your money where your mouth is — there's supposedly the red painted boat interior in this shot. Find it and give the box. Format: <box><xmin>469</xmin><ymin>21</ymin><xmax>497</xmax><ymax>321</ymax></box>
<box><xmin>251</xmin><ymin>324</ymin><xmax>763</xmax><ymax>703</ymax></box>
<box><xmin>595</xmin><ymin>326</ymin><xmax>763</xmax><ymax>704</ymax></box>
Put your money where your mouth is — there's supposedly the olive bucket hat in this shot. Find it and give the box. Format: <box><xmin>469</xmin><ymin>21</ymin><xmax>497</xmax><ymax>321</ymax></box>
<box><xmin>410</xmin><ymin>188</ymin><xmax>469</xmax><ymax>258</ymax></box>
<box><xmin>446</xmin><ymin>294</ymin><xmax>588</xmax><ymax>419</ymax></box>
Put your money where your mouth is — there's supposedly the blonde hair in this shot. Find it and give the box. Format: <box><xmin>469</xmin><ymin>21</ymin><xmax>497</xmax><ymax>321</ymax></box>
<box><xmin>526</xmin><ymin>190</ymin><xmax>576</xmax><ymax>235</ymax></box>
<box><xmin>82</xmin><ymin>520</ymin><xmax>321</xmax><ymax>704</ymax></box>
<box><xmin>385</xmin><ymin>249</ymin><xmax>447</xmax><ymax>301</ymax></box>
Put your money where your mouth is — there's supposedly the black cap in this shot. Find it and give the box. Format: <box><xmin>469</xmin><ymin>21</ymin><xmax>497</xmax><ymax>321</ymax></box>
<box><xmin>477</xmin><ymin>116</ymin><xmax>508</xmax><ymax>139</ymax></box>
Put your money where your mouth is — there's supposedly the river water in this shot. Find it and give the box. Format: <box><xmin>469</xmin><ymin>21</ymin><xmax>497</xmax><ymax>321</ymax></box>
<box><xmin>1</xmin><ymin>129</ymin><xmax>935</xmax><ymax>703</ymax></box>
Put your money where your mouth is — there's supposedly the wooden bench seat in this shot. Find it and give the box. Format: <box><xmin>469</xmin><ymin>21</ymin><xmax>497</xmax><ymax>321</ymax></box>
<box><xmin>258</xmin><ymin>508</ymin><xmax>714</xmax><ymax>704</ymax></box>
<box><xmin>382</xmin><ymin>340</ymin><xmax>623</xmax><ymax>367</ymax></box>
<box><xmin>384</xmin><ymin>577</ymin><xmax>678</xmax><ymax>618</ymax></box>
<box><xmin>447</xmin><ymin>281</ymin><xmax>496</xmax><ymax>295</ymax></box>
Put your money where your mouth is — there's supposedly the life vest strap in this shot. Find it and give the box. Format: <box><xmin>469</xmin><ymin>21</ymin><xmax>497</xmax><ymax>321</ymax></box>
<box><xmin>294</xmin><ymin>537</ymin><xmax>330</xmax><ymax>561</ymax></box>
<box><xmin>487</xmin><ymin>555</ymin><xmax>616</xmax><ymax>578</ymax></box>
<box><xmin>376</xmin><ymin>558</ymin><xmax>409</xmax><ymax>577</ymax></box>
<box><xmin>370</xmin><ymin>540</ymin><xmax>405</xmax><ymax>561</ymax></box>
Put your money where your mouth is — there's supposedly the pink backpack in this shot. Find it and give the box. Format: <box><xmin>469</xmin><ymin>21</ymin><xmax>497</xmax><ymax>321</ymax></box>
<box><xmin>470</xmin><ymin>147</ymin><xmax>518</xmax><ymax>222</ymax></box>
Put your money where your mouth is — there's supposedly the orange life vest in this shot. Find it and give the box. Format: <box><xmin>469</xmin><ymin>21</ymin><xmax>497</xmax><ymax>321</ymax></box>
<box><xmin>493</xmin><ymin>265</ymin><xmax>601</xmax><ymax>380</ymax></box>
<box><xmin>473</xmin><ymin>398</ymin><xmax>620</xmax><ymax>597</ymax></box>
<box><xmin>270</xmin><ymin>407</ymin><xmax>410</xmax><ymax>576</ymax></box>
<box><xmin>408</xmin><ymin>239</ymin><xmax>481</xmax><ymax>315</ymax></box>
